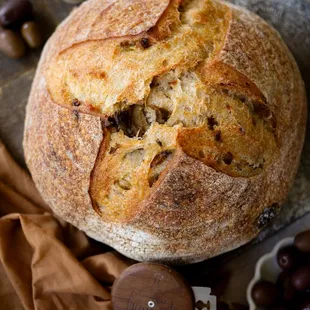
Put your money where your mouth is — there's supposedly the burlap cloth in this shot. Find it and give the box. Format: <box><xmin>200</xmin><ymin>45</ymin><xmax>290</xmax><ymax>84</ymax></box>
<box><xmin>0</xmin><ymin>140</ymin><xmax>132</xmax><ymax>310</ymax></box>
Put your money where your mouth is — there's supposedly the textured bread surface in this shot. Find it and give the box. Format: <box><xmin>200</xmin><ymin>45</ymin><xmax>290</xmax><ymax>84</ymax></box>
<box><xmin>23</xmin><ymin>0</ymin><xmax>306</xmax><ymax>263</ymax></box>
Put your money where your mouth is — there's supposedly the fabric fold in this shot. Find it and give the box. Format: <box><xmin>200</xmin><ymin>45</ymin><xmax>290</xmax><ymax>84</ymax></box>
<box><xmin>0</xmin><ymin>141</ymin><xmax>131</xmax><ymax>310</ymax></box>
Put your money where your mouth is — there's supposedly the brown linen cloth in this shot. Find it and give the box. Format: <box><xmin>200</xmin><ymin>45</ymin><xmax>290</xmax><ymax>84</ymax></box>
<box><xmin>0</xmin><ymin>140</ymin><xmax>132</xmax><ymax>310</ymax></box>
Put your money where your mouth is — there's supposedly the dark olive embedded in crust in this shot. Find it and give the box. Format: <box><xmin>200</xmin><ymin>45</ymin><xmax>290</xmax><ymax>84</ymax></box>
<box><xmin>223</xmin><ymin>152</ymin><xmax>233</xmax><ymax>165</ymax></box>
<box><xmin>150</xmin><ymin>151</ymin><xmax>174</xmax><ymax>168</ymax></box>
<box><xmin>207</xmin><ymin>116</ymin><xmax>218</xmax><ymax>130</ymax></box>
<box><xmin>140</xmin><ymin>37</ymin><xmax>151</xmax><ymax>49</ymax></box>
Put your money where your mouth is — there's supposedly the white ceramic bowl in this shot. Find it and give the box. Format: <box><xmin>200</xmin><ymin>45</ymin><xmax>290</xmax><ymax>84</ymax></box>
<box><xmin>246</xmin><ymin>237</ymin><xmax>294</xmax><ymax>310</ymax></box>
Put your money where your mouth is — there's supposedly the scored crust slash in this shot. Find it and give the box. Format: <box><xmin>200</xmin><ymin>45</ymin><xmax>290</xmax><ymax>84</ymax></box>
<box><xmin>23</xmin><ymin>0</ymin><xmax>307</xmax><ymax>263</ymax></box>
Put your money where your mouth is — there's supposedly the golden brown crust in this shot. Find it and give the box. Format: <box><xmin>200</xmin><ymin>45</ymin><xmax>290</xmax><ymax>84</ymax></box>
<box><xmin>44</xmin><ymin>0</ymin><xmax>229</xmax><ymax>116</ymax></box>
<box><xmin>199</xmin><ymin>61</ymin><xmax>267</xmax><ymax>104</ymax></box>
<box><xmin>23</xmin><ymin>0</ymin><xmax>307</xmax><ymax>263</ymax></box>
<box><xmin>23</xmin><ymin>56</ymin><xmax>103</xmax><ymax>228</ymax></box>
<box><xmin>49</xmin><ymin>0</ymin><xmax>171</xmax><ymax>55</ymax></box>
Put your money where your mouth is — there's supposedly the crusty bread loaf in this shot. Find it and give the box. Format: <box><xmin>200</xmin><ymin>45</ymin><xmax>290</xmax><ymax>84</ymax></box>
<box><xmin>23</xmin><ymin>0</ymin><xmax>306</xmax><ymax>264</ymax></box>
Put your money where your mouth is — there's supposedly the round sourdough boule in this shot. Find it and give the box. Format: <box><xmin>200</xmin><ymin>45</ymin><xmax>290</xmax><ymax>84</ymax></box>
<box><xmin>23</xmin><ymin>0</ymin><xmax>307</xmax><ymax>264</ymax></box>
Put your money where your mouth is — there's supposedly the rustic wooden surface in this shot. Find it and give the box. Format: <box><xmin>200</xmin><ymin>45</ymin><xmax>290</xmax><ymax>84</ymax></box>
<box><xmin>0</xmin><ymin>0</ymin><xmax>309</xmax><ymax>306</ymax></box>
<box><xmin>0</xmin><ymin>0</ymin><xmax>75</xmax><ymax>168</ymax></box>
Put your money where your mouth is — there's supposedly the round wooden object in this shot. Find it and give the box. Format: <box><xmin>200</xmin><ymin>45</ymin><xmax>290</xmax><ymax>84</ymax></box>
<box><xmin>112</xmin><ymin>263</ymin><xmax>195</xmax><ymax>310</ymax></box>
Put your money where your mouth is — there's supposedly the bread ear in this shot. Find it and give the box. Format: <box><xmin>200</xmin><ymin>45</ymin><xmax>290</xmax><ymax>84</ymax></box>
<box><xmin>56</xmin><ymin>0</ymin><xmax>172</xmax><ymax>54</ymax></box>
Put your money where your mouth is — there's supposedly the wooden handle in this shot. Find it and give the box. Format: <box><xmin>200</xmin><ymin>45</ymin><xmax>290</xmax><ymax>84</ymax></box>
<box><xmin>112</xmin><ymin>263</ymin><xmax>195</xmax><ymax>310</ymax></box>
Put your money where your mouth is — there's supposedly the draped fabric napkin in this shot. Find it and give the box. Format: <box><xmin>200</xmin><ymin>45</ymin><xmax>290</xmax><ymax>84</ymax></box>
<box><xmin>0</xmin><ymin>140</ymin><xmax>131</xmax><ymax>310</ymax></box>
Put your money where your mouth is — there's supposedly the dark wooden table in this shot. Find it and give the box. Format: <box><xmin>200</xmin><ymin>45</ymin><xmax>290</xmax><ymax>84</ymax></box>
<box><xmin>0</xmin><ymin>0</ymin><xmax>75</xmax><ymax>168</ymax></box>
<box><xmin>0</xmin><ymin>0</ymin><xmax>309</xmax><ymax>307</ymax></box>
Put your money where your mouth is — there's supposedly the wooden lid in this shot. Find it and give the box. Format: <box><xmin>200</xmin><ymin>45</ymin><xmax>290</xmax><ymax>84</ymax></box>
<box><xmin>112</xmin><ymin>263</ymin><xmax>195</xmax><ymax>309</ymax></box>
